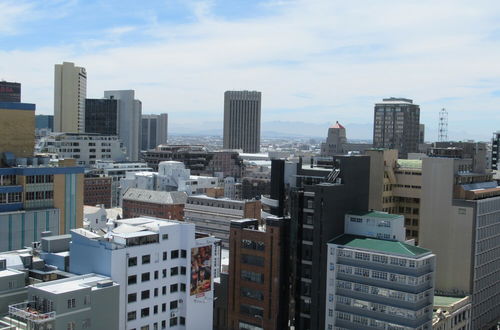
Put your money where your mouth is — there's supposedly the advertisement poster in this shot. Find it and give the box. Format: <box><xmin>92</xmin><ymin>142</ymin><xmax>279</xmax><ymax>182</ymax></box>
<box><xmin>190</xmin><ymin>245</ymin><xmax>212</xmax><ymax>296</ymax></box>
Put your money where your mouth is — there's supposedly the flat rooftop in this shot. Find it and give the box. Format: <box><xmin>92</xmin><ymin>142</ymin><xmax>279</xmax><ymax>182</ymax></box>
<box><xmin>348</xmin><ymin>211</ymin><xmax>402</xmax><ymax>220</ymax></box>
<box><xmin>434</xmin><ymin>295</ymin><xmax>466</xmax><ymax>307</ymax></box>
<box><xmin>397</xmin><ymin>159</ymin><xmax>422</xmax><ymax>169</ymax></box>
<box><xmin>330</xmin><ymin>234</ymin><xmax>431</xmax><ymax>257</ymax></box>
<box><xmin>32</xmin><ymin>274</ymin><xmax>116</xmax><ymax>294</ymax></box>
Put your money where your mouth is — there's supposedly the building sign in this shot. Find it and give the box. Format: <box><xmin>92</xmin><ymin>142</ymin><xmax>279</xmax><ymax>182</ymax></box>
<box><xmin>190</xmin><ymin>245</ymin><xmax>212</xmax><ymax>296</ymax></box>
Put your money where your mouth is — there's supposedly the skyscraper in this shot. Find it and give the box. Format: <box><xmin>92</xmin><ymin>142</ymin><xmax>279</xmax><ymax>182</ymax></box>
<box><xmin>320</xmin><ymin>121</ymin><xmax>347</xmax><ymax>156</ymax></box>
<box><xmin>373</xmin><ymin>97</ymin><xmax>420</xmax><ymax>158</ymax></box>
<box><xmin>223</xmin><ymin>91</ymin><xmax>261</xmax><ymax>153</ymax></box>
<box><xmin>0</xmin><ymin>81</ymin><xmax>21</xmax><ymax>102</ymax></box>
<box><xmin>141</xmin><ymin>113</ymin><xmax>168</xmax><ymax>150</ymax></box>
<box><xmin>85</xmin><ymin>98</ymin><xmax>118</xmax><ymax>135</ymax></box>
<box><xmin>54</xmin><ymin>62</ymin><xmax>87</xmax><ymax>133</ymax></box>
<box><xmin>103</xmin><ymin>90</ymin><xmax>142</xmax><ymax>161</ymax></box>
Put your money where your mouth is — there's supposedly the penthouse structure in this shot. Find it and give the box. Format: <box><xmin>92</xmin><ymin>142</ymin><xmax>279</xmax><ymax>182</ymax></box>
<box><xmin>184</xmin><ymin>195</ymin><xmax>261</xmax><ymax>247</ymax></box>
<box><xmin>70</xmin><ymin>217</ymin><xmax>220</xmax><ymax>330</ymax></box>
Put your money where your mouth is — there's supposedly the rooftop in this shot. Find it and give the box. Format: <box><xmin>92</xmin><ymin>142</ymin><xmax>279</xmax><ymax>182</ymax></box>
<box><xmin>31</xmin><ymin>273</ymin><xmax>116</xmax><ymax>294</ymax></box>
<box><xmin>348</xmin><ymin>210</ymin><xmax>402</xmax><ymax>220</ymax></box>
<box><xmin>330</xmin><ymin>234</ymin><xmax>432</xmax><ymax>257</ymax></box>
<box><xmin>434</xmin><ymin>296</ymin><xmax>466</xmax><ymax>307</ymax></box>
<box><xmin>397</xmin><ymin>159</ymin><xmax>422</xmax><ymax>169</ymax></box>
<box><xmin>123</xmin><ymin>188</ymin><xmax>187</xmax><ymax>205</ymax></box>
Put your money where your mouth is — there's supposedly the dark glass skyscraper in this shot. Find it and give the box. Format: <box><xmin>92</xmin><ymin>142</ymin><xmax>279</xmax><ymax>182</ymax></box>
<box><xmin>0</xmin><ymin>81</ymin><xmax>21</xmax><ymax>102</ymax></box>
<box><xmin>85</xmin><ymin>98</ymin><xmax>118</xmax><ymax>135</ymax></box>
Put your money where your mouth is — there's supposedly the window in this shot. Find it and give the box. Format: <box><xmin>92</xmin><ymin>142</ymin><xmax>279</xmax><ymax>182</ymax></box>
<box><xmin>67</xmin><ymin>322</ymin><xmax>76</xmax><ymax>330</ymax></box>
<box><xmin>180</xmin><ymin>283</ymin><xmax>186</xmax><ymax>292</ymax></box>
<box><xmin>181</xmin><ymin>249</ymin><xmax>187</xmax><ymax>258</ymax></box>
<box><xmin>241</xmin><ymin>270</ymin><xmax>264</xmax><ymax>283</ymax></box>
<box><xmin>128</xmin><ymin>293</ymin><xmax>137</xmax><ymax>303</ymax></box>
<box><xmin>169</xmin><ymin>317</ymin><xmax>178</xmax><ymax>327</ymax></box>
<box><xmin>241</xmin><ymin>287</ymin><xmax>264</xmax><ymax>301</ymax></box>
<box><xmin>162</xmin><ymin>303</ymin><xmax>166</xmax><ymax>312</ymax></box>
<box><xmin>141</xmin><ymin>307</ymin><xmax>150</xmax><ymax>318</ymax></box>
<box><xmin>170</xmin><ymin>284</ymin><xmax>178</xmax><ymax>293</ymax></box>
<box><xmin>67</xmin><ymin>298</ymin><xmax>76</xmax><ymax>309</ymax></box>
<box><xmin>127</xmin><ymin>311</ymin><xmax>136</xmax><ymax>321</ymax></box>
<box><xmin>162</xmin><ymin>233</ymin><xmax>169</xmax><ymax>240</ymax></box>
<box><xmin>154</xmin><ymin>305</ymin><xmax>158</xmax><ymax>314</ymax></box>
<box><xmin>128</xmin><ymin>275</ymin><xmax>137</xmax><ymax>285</ymax></box>
<box><xmin>170</xmin><ymin>267</ymin><xmax>179</xmax><ymax>276</ymax></box>
<box><xmin>163</xmin><ymin>252</ymin><xmax>168</xmax><ymax>260</ymax></box>
<box><xmin>240</xmin><ymin>304</ymin><xmax>263</xmax><ymax>317</ymax></box>
<box><xmin>171</xmin><ymin>250</ymin><xmax>179</xmax><ymax>259</ymax></box>
<box><xmin>162</xmin><ymin>286</ymin><xmax>167</xmax><ymax>295</ymax></box>
<box><xmin>241</xmin><ymin>254</ymin><xmax>264</xmax><ymax>267</ymax></box>
<box><xmin>180</xmin><ymin>317</ymin><xmax>185</xmax><ymax>325</ymax></box>
<box><xmin>141</xmin><ymin>290</ymin><xmax>150</xmax><ymax>300</ymax></box>
<box><xmin>154</xmin><ymin>288</ymin><xmax>158</xmax><ymax>297</ymax></box>
<box><xmin>142</xmin><ymin>255</ymin><xmax>151</xmax><ymax>264</ymax></box>
<box><xmin>170</xmin><ymin>300</ymin><xmax>178</xmax><ymax>310</ymax></box>
<box><xmin>128</xmin><ymin>257</ymin><xmax>137</xmax><ymax>267</ymax></box>
<box><xmin>142</xmin><ymin>272</ymin><xmax>150</xmax><ymax>282</ymax></box>
<box><xmin>154</xmin><ymin>271</ymin><xmax>159</xmax><ymax>280</ymax></box>
<box><xmin>181</xmin><ymin>266</ymin><xmax>186</xmax><ymax>275</ymax></box>
<box><xmin>163</xmin><ymin>269</ymin><xmax>167</xmax><ymax>278</ymax></box>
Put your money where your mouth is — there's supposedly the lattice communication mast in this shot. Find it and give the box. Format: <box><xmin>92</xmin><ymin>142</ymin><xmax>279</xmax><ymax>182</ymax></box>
<box><xmin>438</xmin><ymin>108</ymin><xmax>448</xmax><ymax>142</ymax></box>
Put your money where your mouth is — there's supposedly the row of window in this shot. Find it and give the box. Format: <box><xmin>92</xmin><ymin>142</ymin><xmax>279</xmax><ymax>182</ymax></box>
<box><xmin>128</xmin><ymin>250</ymin><xmax>187</xmax><ymax>267</ymax></box>
<box><xmin>128</xmin><ymin>267</ymin><xmax>186</xmax><ymax>285</ymax></box>
<box><xmin>127</xmin><ymin>310</ymin><xmax>185</xmax><ymax>327</ymax></box>
<box><xmin>337</xmin><ymin>264</ymin><xmax>432</xmax><ymax>285</ymax></box>
<box><xmin>336</xmin><ymin>248</ymin><xmax>430</xmax><ymax>268</ymax></box>
<box><xmin>26</xmin><ymin>175</ymin><xmax>54</xmax><ymax>184</ymax></box>
<box><xmin>0</xmin><ymin>192</ymin><xmax>22</xmax><ymax>204</ymax></box>
<box><xmin>25</xmin><ymin>191</ymin><xmax>54</xmax><ymax>201</ymax></box>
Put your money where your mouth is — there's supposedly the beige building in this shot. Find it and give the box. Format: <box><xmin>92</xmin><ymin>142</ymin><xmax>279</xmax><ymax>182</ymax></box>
<box><xmin>0</xmin><ymin>102</ymin><xmax>35</xmax><ymax>158</ymax></box>
<box><xmin>433</xmin><ymin>296</ymin><xmax>471</xmax><ymax>330</ymax></box>
<box><xmin>54</xmin><ymin>62</ymin><xmax>87</xmax><ymax>133</ymax></box>
<box><xmin>367</xmin><ymin>149</ymin><xmax>422</xmax><ymax>243</ymax></box>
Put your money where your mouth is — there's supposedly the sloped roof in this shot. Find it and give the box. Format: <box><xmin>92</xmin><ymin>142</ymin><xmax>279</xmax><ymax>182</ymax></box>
<box><xmin>123</xmin><ymin>188</ymin><xmax>187</xmax><ymax>205</ymax></box>
<box><xmin>330</xmin><ymin>121</ymin><xmax>345</xmax><ymax>129</ymax></box>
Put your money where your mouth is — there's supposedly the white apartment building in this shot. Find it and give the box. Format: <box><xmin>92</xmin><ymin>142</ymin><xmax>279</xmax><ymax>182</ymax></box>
<box><xmin>36</xmin><ymin>133</ymin><xmax>127</xmax><ymax>167</ymax></box>
<box><xmin>70</xmin><ymin>217</ymin><xmax>220</xmax><ymax>330</ymax></box>
<box><xmin>325</xmin><ymin>211</ymin><xmax>435</xmax><ymax>330</ymax></box>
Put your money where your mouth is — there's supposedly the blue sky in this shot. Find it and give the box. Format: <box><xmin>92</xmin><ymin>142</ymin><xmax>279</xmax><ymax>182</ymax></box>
<box><xmin>1</xmin><ymin>0</ymin><xmax>500</xmax><ymax>140</ymax></box>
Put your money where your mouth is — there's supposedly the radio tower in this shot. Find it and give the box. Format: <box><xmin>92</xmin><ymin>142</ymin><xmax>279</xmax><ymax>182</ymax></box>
<box><xmin>438</xmin><ymin>108</ymin><xmax>448</xmax><ymax>142</ymax></box>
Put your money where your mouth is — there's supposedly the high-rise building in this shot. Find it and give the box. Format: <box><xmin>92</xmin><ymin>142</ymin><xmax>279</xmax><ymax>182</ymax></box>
<box><xmin>325</xmin><ymin>213</ymin><xmax>435</xmax><ymax>330</ymax></box>
<box><xmin>289</xmin><ymin>156</ymin><xmax>370</xmax><ymax>330</ymax></box>
<box><xmin>141</xmin><ymin>114</ymin><xmax>168</xmax><ymax>151</ymax></box>
<box><xmin>35</xmin><ymin>115</ymin><xmax>54</xmax><ymax>131</ymax></box>
<box><xmin>320</xmin><ymin>121</ymin><xmax>347</xmax><ymax>156</ymax></box>
<box><xmin>54</xmin><ymin>62</ymin><xmax>87</xmax><ymax>133</ymax></box>
<box><xmin>0</xmin><ymin>81</ymin><xmax>21</xmax><ymax>102</ymax></box>
<box><xmin>70</xmin><ymin>217</ymin><xmax>220</xmax><ymax>330</ymax></box>
<box><xmin>85</xmin><ymin>98</ymin><xmax>118</xmax><ymax>135</ymax></box>
<box><xmin>227</xmin><ymin>217</ymin><xmax>290</xmax><ymax>330</ymax></box>
<box><xmin>223</xmin><ymin>91</ymin><xmax>261</xmax><ymax>153</ymax></box>
<box><xmin>419</xmin><ymin>155</ymin><xmax>500</xmax><ymax>329</ymax></box>
<box><xmin>0</xmin><ymin>101</ymin><xmax>35</xmax><ymax>158</ymax></box>
<box><xmin>104</xmin><ymin>90</ymin><xmax>142</xmax><ymax>161</ymax></box>
<box><xmin>491</xmin><ymin>131</ymin><xmax>500</xmax><ymax>170</ymax></box>
<box><xmin>373</xmin><ymin>98</ymin><xmax>420</xmax><ymax>158</ymax></box>
<box><xmin>419</xmin><ymin>123</ymin><xmax>425</xmax><ymax>144</ymax></box>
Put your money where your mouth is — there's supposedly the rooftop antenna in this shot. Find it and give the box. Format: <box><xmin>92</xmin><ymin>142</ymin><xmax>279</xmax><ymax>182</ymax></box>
<box><xmin>438</xmin><ymin>108</ymin><xmax>448</xmax><ymax>142</ymax></box>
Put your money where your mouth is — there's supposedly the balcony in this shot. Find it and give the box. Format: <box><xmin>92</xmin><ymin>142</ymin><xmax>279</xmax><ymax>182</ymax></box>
<box><xmin>8</xmin><ymin>301</ymin><xmax>56</xmax><ymax>324</ymax></box>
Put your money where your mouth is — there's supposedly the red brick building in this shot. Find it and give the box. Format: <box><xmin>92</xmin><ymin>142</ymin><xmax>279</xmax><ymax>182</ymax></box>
<box><xmin>228</xmin><ymin>217</ymin><xmax>290</xmax><ymax>330</ymax></box>
<box><xmin>84</xmin><ymin>176</ymin><xmax>112</xmax><ymax>208</ymax></box>
<box><xmin>122</xmin><ymin>188</ymin><xmax>187</xmax><ymax>220</ymax></box>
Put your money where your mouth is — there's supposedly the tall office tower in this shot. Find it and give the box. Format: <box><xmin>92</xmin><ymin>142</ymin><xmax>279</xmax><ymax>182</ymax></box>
<box><xmin>104</xmin><ymin>90</ymin><xmax>142</xmax><ymax>161</ymax></box>
<box><xmin>419</xmin><ymin>154</ymin><xmax>500</xmax><ymax>329</ymax></box>
<box><xmin>491</xmin><ymin>131</ymin><xmax>500</xmax><ymax>170</ymax></box>
<box><xmin>320</xmin><ymin>121</ymin><xmax>347</xmax><ymax>156</ymax></box>
<box><xmin>0</xmin><ymin>81</ymin><xmax>21</xmax><ymax>102</ymax></box>
<box><xmin>0</xmin><ymin>101</ymin><xmax>35</xmax><ymax>158</ymax></box>
<box><xmin>54</xmin><ymin>62</ymin><xmax>87</xmax><ymax>133</ymax></box>
<box><xmin>85</xmin><ymin>98</ymin><xmax>118</xmax><ymax>135</ymax></box>
<box><xmin>35</xmin><ymin>115</ymin><xmax>54</xmax><ymax>131</ymax></box>
<box><xmin>419</xmin><ymin>123</ymin><xmax>425</xmax><ymax>144</ymax></box>
<box><xmin>325</xmin><ymin>212</ymin><xmax>435</xmax><ymax>330</ymax></box>
<box><xmin>290</xmin><ymin>156</ymin><xmax>370</xmax><ymax>330</ymax></box>
<box><xmin>141</xmin><ymin>113</ymin><xmax>168</xmax><ymax>151</ymax></box>
<box><xmin>70</xmin><ymin>217</ymin><xmax>220</xmax><ymax>330</ymax></box>
<box><xmin>223</xmin><ymin>91</ymin><xmax>261</xmax><ymax>153</ymax></box>
<box><xmin>227</xmin><ymin>217</ymin><xmax>290</xmax><ymax>330</ymax></box>
<box><xmin>373</xmin><ymin>97</ymin><xmax>420</xmax><ymax>158</ymax></box>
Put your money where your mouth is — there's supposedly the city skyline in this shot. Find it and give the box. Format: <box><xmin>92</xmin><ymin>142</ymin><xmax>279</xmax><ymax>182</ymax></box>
<box><xmin>1</xmin><ymin>0</ymin><xmax>500</xmax><ymax>141</ymax></box>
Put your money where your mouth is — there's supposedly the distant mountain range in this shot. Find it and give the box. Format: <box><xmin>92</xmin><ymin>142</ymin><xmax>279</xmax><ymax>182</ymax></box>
<box><xmin>170</xmin><ymin>121</ymin><xmax>374</xmax><ymax>140</ymax></box>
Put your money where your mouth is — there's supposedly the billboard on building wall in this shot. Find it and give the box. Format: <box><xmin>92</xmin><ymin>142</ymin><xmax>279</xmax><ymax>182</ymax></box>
<box><xmin>190</xmin><ymin>245</ymin><xmax>212</xmax><ymax>296</ymax></box>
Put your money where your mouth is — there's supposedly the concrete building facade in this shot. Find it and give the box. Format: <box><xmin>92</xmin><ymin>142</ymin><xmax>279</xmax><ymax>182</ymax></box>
<box><xmin>320</xmin><ymin>121</ymin><xmax>347</xmax><ymax>157</ymax></box>
<box><xmin>54</xmin><ymin>62</ymin><xmax>87</xmax><ymax>133</ymax></box>
<box><xmin>141</xmin><ymin>114</ymin><xmax>168</xmax><ymax>151</ymax></box>
<box><xmin>223</xmin><ymin>91</ymin><xmax>261</xmax><ymax>153</ymax></box>
<box><xmin>373</xmin><ymin>98</ymin><xmax>420</xmax><ymax>158</ymax></box>
<box><xmin>84</xmin><ymin>176</ymin><xmax>112</xmax><ymax>208</ymax></box>
<box><xmin>0</xmin><ymin>101</ymin><xmax>36</xmax><ymax>159</ymax></box>
<box><xmin>104</xmin><ymin>90</ymin><xmax>142</xmax><ymax>161</ymax></box>
<box><xmin>122</xmin><ymin>188</ymin><xmax>187</xmax><ymax>220</ymax></box>
<box><xmin>70</xmin><ymin>217</ymin><xmax>220</xmax><ymax>330</ymax></box>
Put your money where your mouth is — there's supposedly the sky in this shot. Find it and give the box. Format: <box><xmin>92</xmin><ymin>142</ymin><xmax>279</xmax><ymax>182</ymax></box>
<box><xmin>1</xmin><ymin>0</ymin><xmax>500</xmax><ymax>140</ymax></box>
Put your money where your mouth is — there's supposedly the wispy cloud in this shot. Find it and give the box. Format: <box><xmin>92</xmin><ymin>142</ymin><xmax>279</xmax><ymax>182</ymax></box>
<box><xmin>1</xmin><ymin>0</ymin><xmax>500</xmax><ymax>140</ymax></box>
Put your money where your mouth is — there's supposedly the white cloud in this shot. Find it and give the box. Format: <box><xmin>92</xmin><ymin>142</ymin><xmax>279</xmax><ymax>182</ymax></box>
<box><xmin>1</xmin><ymin>0</ymin><xmax>500</xmax><ymax>140</ymax></box>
